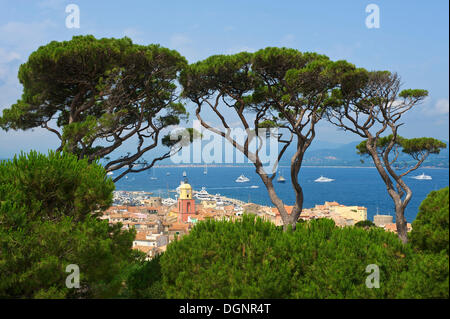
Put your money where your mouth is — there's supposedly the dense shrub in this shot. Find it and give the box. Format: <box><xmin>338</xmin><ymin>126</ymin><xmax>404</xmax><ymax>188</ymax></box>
<box><xmin>122</xmin><ymin>254</ymin><xmax>166</xmax><ymax>299</ymax></box>
<box><xmin>0</xmin><ymin>151</ymin><xmax>135</xmax><ymax>298</ymax></box>
<box><xmin>0</xmin><ymin>150</ymin><xmax>114</xmax><ymax>222</ymax></box>
<box><xmin>354</xmin><ymin>220</ymin><xmax>376</xmax><ymax>228</ymax></box>
<box><xmin>400</xmin><ymin>187</ymin><xmax>449</xmax><ymax>298</ymax></box>
<box><xmin>161</xmin><ymin>215</ymin><xmax>411</xmax><ymax>298</ymax></box>
<box><xmin>409</xmin><ymin>187</ymin><xmax>449</xmax><ymax>254</ymax></box>
<box><xmin>398</xmin><ymin>251</ymin><xmax>449</xmax><ymax>298</ymax></box>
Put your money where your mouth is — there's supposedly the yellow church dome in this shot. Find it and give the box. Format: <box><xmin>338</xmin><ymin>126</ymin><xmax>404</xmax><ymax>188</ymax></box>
<box><xmin>178</xmin><ymin>181</ymin><xmax>193</xmax><ymax>200</ymax></box>
<box><xmin>179</xmin><ymin>183</ymin><xmax>192</xmax><ymax>190</ymax></box>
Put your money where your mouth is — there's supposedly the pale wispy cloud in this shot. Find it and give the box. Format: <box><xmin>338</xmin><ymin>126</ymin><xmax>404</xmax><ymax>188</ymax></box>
<box><xmin>170</xmin><ymin>34</ymin><xmax>192</xmax><ymax>49</ymax></box>
<box><xmin>123</xmin><ymin>27</ymin><xmax>145</xmax><ymax>44</ymax></box>
<box><xmin>224</xmin><ymin>25</ymin><xmax>235</xmax><ymax>32</ymax></box>
<box><xmin>225</xmin><ymin>46</ymin><xmax>255</xmax><ymax>55</ymax></box>
<box><xmin>167</xmin><ymin>33</ymin><xmax>202</xmax><ymax>62</ymax></box>
<box><xmin>38</xmin><ymin>0</ymin><xmax>66</xmax><ymax>9</ymax></box>
<box><xmin>0</xmin><ymin>20</ymin><xmax>57</xmax><ymax>113</ymax></box>
<box><xmin>434</xmin><ymin>99</ymin><xmax>449</xmax><ymax>115</ymax></box>
<box><xmin>0</xmin><ymin>48</ymin><xmax>21</xmax><ymax>63</ymax></box>
<box><xmin>280</xmin><ymin>34</ymin><xmax>296</xmax><ymax>47</ymax></box>
<box><xmin>0</xmin><ymin>48</ymin><xmax>23</xmax><ymax>112</ymax></box>
<box><xmin>423</xmin><ymin>98</ymin><xmax>449</xmax><ymax>116</ymax></box>
<box><xmin>0</xmin><ymin>20</ymin><xmax>57</xmax><ymax>53</ymax></box>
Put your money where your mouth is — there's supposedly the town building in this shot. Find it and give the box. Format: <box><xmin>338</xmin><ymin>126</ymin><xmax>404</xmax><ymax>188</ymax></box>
<box><xmin>373</xmin><ymin>214</ymin><xmax>394</xmax><ymax>227</ymax></box>
<box><xmin>177</xmin><ymin>180</ymin><xmax>197</xmax><ymax>223</ymax></box>
<box><xmin>383</xmin><ymin>223</ymin><xmax>412</xmax><ymax>233</ymax></box>
<box><xmin>329</xmin><ymin>204</ymin><xmax>367</xmax><ymax>222</ymax></box>
<box><xmin>141</xmin><ymin>197</ymin><xmax>162</xmax><ymax>207</ymax></box>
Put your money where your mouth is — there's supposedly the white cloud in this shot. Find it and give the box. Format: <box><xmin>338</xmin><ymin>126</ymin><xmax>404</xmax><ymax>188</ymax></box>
<box><xmin>314</xmin><ymin>42</ymin><xmax>362</xmax><ymax>61</ymax></box>
<box><xmin>224</xmin><ymin>26</ymin><xmax>235</xmax><ymax>32</ymax></box>
<box><xmin>38</xmin><ymin>0</ymin><xmax>66</xmax><ymax>10</ymax></box>
<box><xmin>0</xmin><ymin>49</ymin><xmax>22</xmax><ymax>111</ymax></box>
<box><xmin>123</xmin><ymin>27</ymin><xmax>145</xmax><ymax>44</ymax></box>
<box><xmin>280</xmin><ymin>34</ymin><xmax>296</xmax><ymax>47</ymax></box>
<box><xmin>434</xmin><ymin>99</ymin><xmax>449</xmax><ymax>115</ymax></box>
<box><xmin>0</xmin><ymin>20</ymin><xmax>56</xmax><ymax>54</ymax></box>
<box><xmin>170</xmin><ymin>34</ymin><xmax>192</xmax><ymax>49</ymax></box>
<box><xmin>423</xmin><ymin>98</ymin><xmax>449</xmax><ymax>116</ymax></box>
<box><xmin>225</xmin><ymin>46</ymin><xmax>255</xmax><ymax>55</ymax></box>
<box><xmin>0</xmin><ymin>20</ymin><xmax>58</xmax><ymax>112</ymax></box>
<box><xmin>0</xmin><ymin>48</ymin><xmax>21</xmax><ymax>63</ymax></box>
<box><xmin>167</xmin><ymin>34</ymin><xmax>202</xmax><ymax>62</ymax></box>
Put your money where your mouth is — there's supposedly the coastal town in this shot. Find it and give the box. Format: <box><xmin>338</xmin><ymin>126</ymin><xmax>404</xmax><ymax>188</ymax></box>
<box><xmin>102</xmin><ymin>178</ymin><xmax>411</xmax><ymax>260</ymax></box>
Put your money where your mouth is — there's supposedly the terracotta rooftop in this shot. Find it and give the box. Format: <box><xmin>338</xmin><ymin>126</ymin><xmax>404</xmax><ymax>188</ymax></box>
<box><xmin>384</xmin><ymin>223</ymin><xmax>412</xmax><ymax>233</ymax></box>
<box><xmin>271</xmin><ymin>205</ymin><xmax>294</xmax><ymax>216</ymax></box>
<box><xmin>325</xmin><ymin>201</ymin><xmax>340</xmax><ymax>206</ymax></box>
<box><xmin>133</xmin><ymin>245</ymin><xmax>154</xmax><ymax>253</ymax></box>
<box><xmin>135</xmin><ymin>231</ymin><xmax>150</xmax><ymax>241</ymax></box>
<box><xmin>169</xmin><ymin>222</ymin><xmax>189</xmax><ymax>231</ymax></box>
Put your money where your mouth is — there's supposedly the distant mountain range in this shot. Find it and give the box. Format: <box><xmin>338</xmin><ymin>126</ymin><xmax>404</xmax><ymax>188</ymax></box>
<box><xmin>1</xmin><ymin>139</ymin><xmax>448</xmax><ymax>168</ymax></box>
<box><xmin>296</xmin><ymin>140</ymin><xmax>449</xmax><ymax>168</ymax></box>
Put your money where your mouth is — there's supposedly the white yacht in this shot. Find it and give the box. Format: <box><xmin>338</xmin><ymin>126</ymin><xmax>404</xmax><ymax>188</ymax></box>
<box><xmin>195</xmin><ymin>187</ymin><xmax>211</xmax><ymax>200</ymax></box>
<box><xmin>412</xmin><ymin>173</ymin><xmax>432</xmax><ymax>180</ymax></box>
<box><xmin>204</xmin><ymin>164</ymin><xmax>208</xmax><ymax>175</ymax></box>
<box><xmin>277</xmin><ymin>171</ymin><xmax>286</xmax><ymax>183</ymax></box>
<box><xmin>150</xmin><ymin>169</ymin><xmax>157</xmax><ymax>180</ymax></box>
<box><xmin>107</xmin><ymin>171</ymin><xmax>114</xmax><ymax>176</ymax></box>
<box><xmin>162</xmin><ymin>198</ymin><xmax>177</xmax><ymax>206</ymax></box>
<box><xmin>235</xmin><ymin>174</ymin><xmax>250</xmax><ymax>183</ymax></box>
<box><xmin>314</xmin><ymin>176</ymin><xmax>335</xmax><ymax>183</ymax></box>
<box><xmin>250</xmin><ymin>185</ymin><xmax>259</xmax><ymax>189</ymax></box>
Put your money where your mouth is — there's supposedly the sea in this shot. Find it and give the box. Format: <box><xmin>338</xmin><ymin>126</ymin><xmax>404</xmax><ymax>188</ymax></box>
<box><xmin>114</xmin><ymin>166</ymin><xmax>449</xmax><ymax>223</ymax></box>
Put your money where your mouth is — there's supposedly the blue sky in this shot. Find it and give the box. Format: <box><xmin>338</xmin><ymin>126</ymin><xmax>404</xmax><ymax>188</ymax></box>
<box><xmin>0</xmin><ymin>0</ymin><xmax>448</xmax><ymax>157</ymax></box>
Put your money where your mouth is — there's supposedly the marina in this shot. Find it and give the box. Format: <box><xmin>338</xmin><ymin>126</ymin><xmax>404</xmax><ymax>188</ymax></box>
<box><xmin>114</xmin><ymin>166</ymin><xmax>449</xmax><ymax>223</ymax></box>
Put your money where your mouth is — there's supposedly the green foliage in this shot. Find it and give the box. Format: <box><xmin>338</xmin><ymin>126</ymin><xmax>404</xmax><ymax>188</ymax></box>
<box><xmin>410</xmin><ymin>187</ymin><xmax>449</xmax><ymax>255</ymax></box>
<box><xmin>180</xmin><ymin>47</ymin><xmax>338</xmax><ymax>114</ymax></box>
<box><xmin>0</xmin><ymin>35</ymin><xmax>188</xmax><ymax>175</ymax></box>
<box><xmin>0</xmin><ymin>151</ymin><xmax>136</xmax><ymax>298</ymax></box>
<box><xmin>122</xmin><ymin>254</ymin><xmax>165</xmax><ymax>299</ymax></box>
<box><xmin>356</xmin><ymin>135</ymin><xmax>446</xmax><ymax>160</ymax></box>
<box><xmin>161</xmin><ymin>215</ymin><xmax>411</xmax><ymax>298</ymax></box>
<box><xmin>180</xmin><ymin>52</ymin><xmax>254</xmax><ymax>102</ymax></box>
<box><xmin>398</xmin><ymin>89</ymin><xmax>429</xmax><ymax>99</ymax></box>
<box><xmin>0</xmin><ymin>150</ymin><xmax>114</xmax><ymax>223</ymax></box>
<box><xmin>354</xmin><ymin>220</ymin><xmax>376</xmax><ymax>228</ymax></box>
<box><xmin>257</xmin><ymin>120</ymin><xmax>279</xmax><ymax>129</ymax></box>
<box><xmin>398</xmin><ymin>251</ymin><xmax>449</xmax><ymax>298</ymax></box>
<box><xmin>401</xmin><ymin>138</ymin><xmax>446</xmax><ymax>156</ymax></box>
<box><xmin>162</xmin><ymin>127</ymin><xmax>202</xmax><ymax>148</ymax></box>
<box><xmin>180</xmin><ymin>48</ymin><xmax>348</xmax><ymax>230</ymax></box>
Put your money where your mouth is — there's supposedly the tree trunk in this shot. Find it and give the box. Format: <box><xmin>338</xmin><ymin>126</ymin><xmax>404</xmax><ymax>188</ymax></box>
<box><xmin>258</xmin><ymin>172</ymin><xmax>294</xmax><ymax>231</ymax></box>
<box><xmin>366</xmin><ymin>137</ymin><xmax>409</xmax><ymax>244</ymax></box>
<box><xmin>283</xmin><ymin>212</ymin><xmax>299</xmax><ymax>231</ymax></box>
<box><xmin>395</xmin><ymin>204</ymin><xmax>408</xmax><ymax>244</ymax></box>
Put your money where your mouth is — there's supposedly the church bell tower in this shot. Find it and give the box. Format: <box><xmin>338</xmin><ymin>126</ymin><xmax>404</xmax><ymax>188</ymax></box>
<box><xmin>177</xmin><ymin>179</ymin><xmax>196</xmax><ymax>222</ymax></box>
